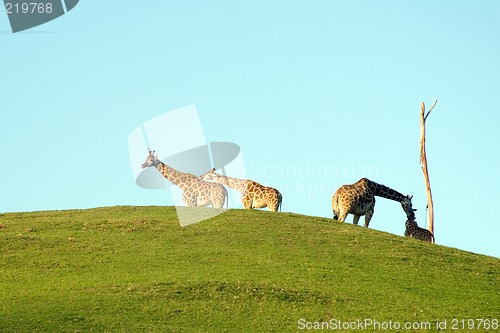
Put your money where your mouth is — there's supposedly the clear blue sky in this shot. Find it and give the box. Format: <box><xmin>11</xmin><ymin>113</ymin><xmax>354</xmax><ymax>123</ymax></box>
<box><xmin>1</xmin><ymin>1</ymin><xmax>499</xmax><ymax>258</ymax></box>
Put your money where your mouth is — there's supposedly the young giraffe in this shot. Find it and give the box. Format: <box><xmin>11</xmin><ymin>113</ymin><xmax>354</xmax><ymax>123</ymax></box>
<box><xmin>331</xmin><ymin>178</ymin><xmax>416</xmax><ymax>228</ymax></box>
<box><xmin>141</xmin><ymin>151</ymin><xmax>227</xmax><ymax>208</ymax></box>
<box><xmin>405</xmin><ymin>219</ymin><xmax>435</xmax><ymax>243</ymax></box>
<box><xmin>200</xmin><ymin>168</ymin><xmax>282</xmax><ymax>212</ymax></box>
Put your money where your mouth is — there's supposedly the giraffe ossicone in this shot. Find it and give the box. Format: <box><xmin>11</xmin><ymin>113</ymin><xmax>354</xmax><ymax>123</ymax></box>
<box><xmin>331</xmin><ymin>178</ymin><xmax>416</xmax><ymax>228</ymax></box>
<box><xmin>200</xmin><ymin>168</ymin><xmax>282</xmax><ymax>212</ymax></box>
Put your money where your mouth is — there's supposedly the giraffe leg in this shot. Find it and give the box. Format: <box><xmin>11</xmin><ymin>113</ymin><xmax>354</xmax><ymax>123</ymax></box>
<box><xmin>182</xmin><ymin>192</ymin><xmax>196</xmax><ymax>206</ymax></box>
<box><xmin>242</xmin><ymin>195</ymin><xmax>253</xmax><ymax>209</ymax></box>
<box><xmin>364</xmin><ymin>206</ymin><xmax>374</xmax><ymax>228</ymax></box>
<box><xmin>212</xmin><ymin>197</ymin><xmax>223</xmax><ymax>208</ymax></box>
<box><xmin>352</xmin><ymin>215</ymin><xmax>361</xmax><ymax>225</ymax></box>
<box><xmin>271</xmin><ymin>191</ymin><xmax>282</xmax><ymax>212</ymax></box>
<box><xmin>338</xmin><ymin>211</ymin><xmax>348</xmax><ymax>222</ymax></box>
<box><xmin>211</xmin><ymin>193</ymin><xmax>224</xmax><ymax>208</ymax></box>
<box><xmin>267</xmin><ymin>199</ymin><xmax>278</xmax><ymax>212</ymax></box>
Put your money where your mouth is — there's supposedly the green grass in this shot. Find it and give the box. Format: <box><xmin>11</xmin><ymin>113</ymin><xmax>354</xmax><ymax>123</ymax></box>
<box><xmin>1</xmin><ymin>206</ymin><xmax>498</xmax><ymax>332</ymax></box>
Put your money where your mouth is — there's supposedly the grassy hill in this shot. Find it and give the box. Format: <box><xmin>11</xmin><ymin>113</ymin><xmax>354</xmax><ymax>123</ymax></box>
<box><xmin>1</xmin><ymin>206</ymin><xmax>498</xmax><ymax>332</ymax></box>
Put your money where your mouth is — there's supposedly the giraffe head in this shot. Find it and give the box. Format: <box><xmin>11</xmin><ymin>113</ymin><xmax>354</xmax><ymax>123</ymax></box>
<box><xmin>200</xmin><ymin>168</ymin><xmax>216</xmax><ymax>181</ymax></box>
<box><xmin>405</xmin><ymin>219</ymin><xmax>418</xmax><ymax>229</ymax></box>
<box><xmin>200</xmin><ymin>169</ymin><xmax>228</xmax><ymax>185</ymax></box>
<box><xmin>401</xmin><ymin>195</ymin><xmax>417</xmax><ymax>220</ymax></box>
<box><xmin>141</xmin><ymin>150</ymin><xmax>160</xmax><ymax>169</ymax></box>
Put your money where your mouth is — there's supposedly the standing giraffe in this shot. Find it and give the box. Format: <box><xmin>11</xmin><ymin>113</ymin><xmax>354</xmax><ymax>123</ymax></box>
<box><xmin>141</xmin><ymin>151</ymin><xmax>227</xmax><ymax>208</ymax></box>
<box><xmin>331</xmin><ymin>178</ymin><xmax>416</xmax><ymax>228</ymax></box>
<box><xmin>200</xmin><ymin>168</ymin><xmax>282</xmax><ymax>212</ymax></box>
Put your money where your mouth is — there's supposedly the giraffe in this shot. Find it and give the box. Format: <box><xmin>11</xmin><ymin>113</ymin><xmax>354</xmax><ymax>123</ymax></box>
<box><xmin>141</xmin><ymin>151</ymin><xmax>227</xmax><ymax>208</ymax></box>
<box><xmin>405</xmin><ymin>219</ymin><xmax>435</xmax><ymax>243</ymax></box>
<box><xmin>200</xmin><ymin>168</ymin><xmax>282</xmax><ymax>212</ymax></box>
<box><xmin>331</xmin><ymin>178</ymin><xmax>416</xmax><ymax>228</ymax></box>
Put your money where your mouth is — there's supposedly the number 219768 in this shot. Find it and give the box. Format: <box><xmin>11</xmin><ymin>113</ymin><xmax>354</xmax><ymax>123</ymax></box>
<box><xmin>5</xmin><ymin>2</ymin><xmax>53</xmax><ymax>14</ymax></box>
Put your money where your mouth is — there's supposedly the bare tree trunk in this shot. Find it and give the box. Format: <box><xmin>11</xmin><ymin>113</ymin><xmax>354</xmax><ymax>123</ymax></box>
<box><xmin>420</xmin><ymin>101</ymin><xmax>437</xmax><ymax>240</ymax></box>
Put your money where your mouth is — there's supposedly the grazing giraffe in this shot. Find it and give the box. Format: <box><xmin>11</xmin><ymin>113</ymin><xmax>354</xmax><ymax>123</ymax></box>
<box><xmin>200</xmin><ymin>168</ymin><xmax>282</xmax><ymax>212</ymax></box>
<box><xmin>141</xmin><ymin>151</ymin><xmax>227</xmax><ymax>208</ymax></box>
<box><xmin>331</xmin><ymin>178</ymin><xmax>416</xmax><ymax>228</ymax></box>
<box><xmin>405</xmin><ymin>219</ymin><xmax>435</xmax><ymax>243</ymax></box>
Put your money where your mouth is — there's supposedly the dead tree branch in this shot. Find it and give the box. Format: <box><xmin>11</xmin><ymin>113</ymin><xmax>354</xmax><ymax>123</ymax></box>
<box><xmin>420</xmin><ymin>100</ymin><xmax>437</xmax><ymax>240</ymax></box>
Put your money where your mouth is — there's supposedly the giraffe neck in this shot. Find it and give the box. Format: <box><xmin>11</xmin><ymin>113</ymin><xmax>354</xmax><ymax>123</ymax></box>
<box><xmin>156</xmin><ymin>161</ymin><xmax>196</xmax><ymax>189</ymax></box>
<box><xmin>367</xmin><ymin>179</ymin><xmax>406</xmax><ymax>202</ymax></box>
<box><xmin>214</xmin><ymin>175</ymin><xmax>248</xmax><ymax>193</ymax></box>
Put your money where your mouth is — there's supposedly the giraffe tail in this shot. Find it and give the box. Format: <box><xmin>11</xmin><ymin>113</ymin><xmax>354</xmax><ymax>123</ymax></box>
<box><xmin>278</xmin><ymin>191</ymin><xmax>283</xmax><ymax>212</ymax></box>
